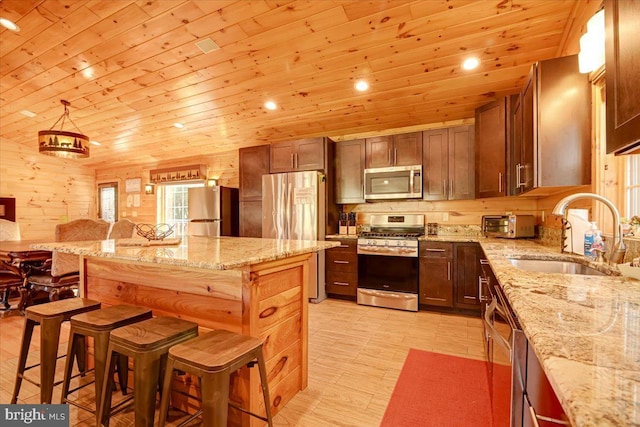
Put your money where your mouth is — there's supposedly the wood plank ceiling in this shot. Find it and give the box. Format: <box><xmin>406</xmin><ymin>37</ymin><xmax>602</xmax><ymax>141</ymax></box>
<box><xmin>0</xmin><ymin>0</ymin><xmax>591</xmax><ymax>169</ymax></box>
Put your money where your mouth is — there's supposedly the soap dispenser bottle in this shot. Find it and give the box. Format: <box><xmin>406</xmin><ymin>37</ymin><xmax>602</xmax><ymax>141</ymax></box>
<box><xmin>591</xmin><ymin>224</ymin><xmax>605</xmax><ymax>261</ymax></box>
<box><xmin>584</xmin><ymin>222</ymin><xmax>596</xmax><ymax>260</ymax></box>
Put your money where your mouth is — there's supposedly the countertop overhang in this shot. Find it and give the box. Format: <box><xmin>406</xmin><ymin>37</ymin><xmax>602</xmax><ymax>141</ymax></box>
<box><xmin>31</xmin><ymin>236</ymin><xmax>339</xmax><ymax>270</ymax></box>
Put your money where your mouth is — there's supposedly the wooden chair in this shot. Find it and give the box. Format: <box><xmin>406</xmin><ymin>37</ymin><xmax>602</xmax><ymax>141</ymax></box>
<box><xmin>108</xmin><ymin>219</ymin><xmax>136</xmax><ymax>239</ymax></box>
<box><xmin>0</xmin><ymin>260</ymin><xmax>24</xmax><ymax>311</ymax></box>
<box><xmin>0</xmin><ymin>218</ymin><xmax>21</xmax><ymax>241</ymax></box>
<box><xmin>97</xmin><ymin>316</ymin><xmax>199</xmax><ymax>427</ymax></box>
<box><xmin>61</xmin><ymin>304</ymin><xmax>153</xmax><ymax>425</ymax></box>
<box><xmin>27</xmin><ymin>219</ymin><xmax>109</xmax><ymax>303</ymax></box>
<box><xmin>157</xmin><ymin>329</ymin><xmax>273</xmax><ymax>427</ymax></box>
<box><xmin>12</xmin><ymin>298</ymin><xmax>102</xmax><ymax>404</ymax></box>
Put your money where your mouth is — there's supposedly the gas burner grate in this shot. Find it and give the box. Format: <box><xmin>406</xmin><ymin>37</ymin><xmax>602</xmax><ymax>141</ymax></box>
<box><xmin>359</xmin><ymin>231</ymin><xmax>423</xmax><ymax>239</ymax></box>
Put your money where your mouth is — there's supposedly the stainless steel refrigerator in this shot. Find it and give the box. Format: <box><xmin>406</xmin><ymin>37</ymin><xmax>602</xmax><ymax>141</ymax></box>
<box><xmin>262</xmin><ymin>171</ymin><xmax>326</xmax><ymax>302</ymax></box>
<box><xmin>188</xmin><ymin>186</ymin><xmax>239</xmax><ymax>237</ymax></box>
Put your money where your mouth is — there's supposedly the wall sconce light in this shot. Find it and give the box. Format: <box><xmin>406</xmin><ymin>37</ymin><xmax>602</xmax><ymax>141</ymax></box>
<box><xmin>144</xmin><ymin>183</ymin><xmax>154</xmax><ymax>195</ymax></box>
<box><xmin>207</xmin><ymin>178</ymin><xmax>218</xmax><ymax>187</ymax></box>
<box><xmin>578</xmin><ymin>9</ymin><xmax>605</xmax><ymax>74</ymax></box>
<box><xmin>38</xmin><ymin>100</ymin><xmax>90</xmax><ymax>158</ymax></box>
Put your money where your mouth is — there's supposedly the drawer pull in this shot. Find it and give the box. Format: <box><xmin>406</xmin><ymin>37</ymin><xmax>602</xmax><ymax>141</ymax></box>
<box><xmin>338</xmin><ymin>245</ymin><xmax>350</xmax><ymax>248</ymax></box>
<box><xmin>333</xmin><ymin>281</ymin><xmax>350</xmax><ymax>286</ymax></box>
<box><xmin>424</xmin><ymin>248</ymin><xmax>446</xmax><ymax>252</ymax></box>
<box><xmin>333</xmin><ymin>260</ymin><xmax>349</xmax><ymax>264</ymax></box>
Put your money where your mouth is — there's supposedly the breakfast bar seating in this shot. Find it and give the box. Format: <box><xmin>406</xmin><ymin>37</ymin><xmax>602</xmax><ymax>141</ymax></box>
<box><xmin>61</xmin><ymin>304</ymin><xmax>153</xmax><ymax>424</ymax></box>
<box><xmin>11</xmin><ymin>298</ymin><xmax>102</xmax><ymax>404</ymax></box>
<box><xmin>158</xmin><ymin>329</ymin><xmax>274</xmax><ymax>427</ymax></box>
<box><xmin>97</xmin><ymin>316</ymin><xmax>199</xmax><ymax>427</ymax></box>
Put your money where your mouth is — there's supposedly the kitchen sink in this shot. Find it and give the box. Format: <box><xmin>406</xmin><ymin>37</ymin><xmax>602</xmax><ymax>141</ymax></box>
<box><xmin>507</xmin><ymin>258</ymin><xmax>607</xmax><ymax>276</ymax></box>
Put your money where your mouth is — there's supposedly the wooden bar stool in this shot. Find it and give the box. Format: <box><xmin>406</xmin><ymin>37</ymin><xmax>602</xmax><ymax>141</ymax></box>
<box><xmin>157</xmin><ymin>329</ymin><xmax>273</xmax><ymax>427</ymax></box>
<box><xmin>97</xmin><ymin>316</ymin><xmax>199</xmax><ymax>427</ymax></box>
<box><xmin>11</xmin><ymin>298</ymin><xmax>102</xmax><ymax>404</ymax></box>
<box><xmin>61</xmin><ymin>304</ymin><xmax>153</xmax><ymax>424</ymax></box>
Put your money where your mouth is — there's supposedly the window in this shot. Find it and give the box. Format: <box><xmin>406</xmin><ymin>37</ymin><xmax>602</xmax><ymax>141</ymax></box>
<box><xmin>156</xmin><ymin>182</ymin><xmax>203</xmax><ymax>236</ymax></box>
<box><xmin>625</xmin><ymin>155</ymin><xmax>640</xmax><ymax>218</ymax></box>
<box><xmin>98</xmin><ymin>182</ymin><xmax>118</xmax><ymax>222</ymax></box>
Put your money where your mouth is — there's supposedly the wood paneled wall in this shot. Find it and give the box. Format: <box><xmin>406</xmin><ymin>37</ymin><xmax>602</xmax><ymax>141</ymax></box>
<box><xmin>0</xmin><ymin>137</ymin><xmax>97</xmax><ymax>240</ymax></box>
<box><xmin>345</xmin><ymin>196</ymin><xmax>538</xmax><ymax>228</ymax></box>
<box><xmin>94</xmin><ymin>150</ymin><xmax>239</xmax><ymax>226</ymax></box>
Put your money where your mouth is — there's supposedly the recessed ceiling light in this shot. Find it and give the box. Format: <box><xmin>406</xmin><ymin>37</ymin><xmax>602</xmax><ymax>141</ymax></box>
<box><xmin>462</xmin><ymin>57</ymin><xmax>480</xmax><ymax>70</ymax></box>
<box><xmin>0</xmin><ymin>18</ymin><xmax>20</xmax><ymax>32</ymax></box>
<box><xmin>264</xmin><ymin>101</ymin><xmax>277</xmax><ymax>111</ymax></box>
<box><xmin>20</xmin><ymin>109</ymin><xmax>36</xmax><ymax>118</ymax></box>
<box><xmin>355</xmin><ymin>80</ymin><xmax>369</xmax><ymax>91</ymax></box>
<box><xmin>173</xmin><ymin>122</ymin><xmax>184</xmax><ymax>129</ymax></box>
<box><xmin>90</xmin><ymin>140</ymin><xmax>101</xmax><ymax>146</ymax></box>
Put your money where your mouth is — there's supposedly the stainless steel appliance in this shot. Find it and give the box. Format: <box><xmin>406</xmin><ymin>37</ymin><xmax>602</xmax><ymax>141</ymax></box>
<box><xmin>479</xmin><ymin>258</ymin><xmax>522</xmax><ymax>427</ymax></box>
<box><xmin>262</xmin><ymin>171</ymin><xmax>326</xmax><ymax>302</ymax></box>
<box><xmin>482</xmin><ymin>214</ymin><xmax>535</xmax><ymax>238</ymax></box>
<box><xmin>363</xmin><ymin>165</ymin><xmax>423</xmax><ymax>200</ymax></box>
<box><xmin>187</xmin><ymin>186</ymin><xmax>239</xmax><ymax>237</ymax></box>
<box><xmin>356</xmin><ymin>214</ymin><xmax>424</xmax><ymax>311</ymax></box>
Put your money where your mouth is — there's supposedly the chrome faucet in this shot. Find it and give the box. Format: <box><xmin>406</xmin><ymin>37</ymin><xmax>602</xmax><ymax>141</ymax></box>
<box><xmin>552</xmin><ymin>192</ymin><xmax>626</xmax><ymax>264</ymax></box>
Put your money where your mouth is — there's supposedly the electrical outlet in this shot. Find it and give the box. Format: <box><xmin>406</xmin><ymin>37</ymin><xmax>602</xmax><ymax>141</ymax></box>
<box><xmin>132</xmin><ymin>211</ymin><xmax>137</xmax><ymax>217</ymax></box>
<box><xmin>443</xmin><ymin>212</ymin><xmax>449</xmax><ymax>221</ymax></box>
<box><xmin>122</xmin><ymin>211</ymin><xmax>127</xmax><ymax>217</ymax></box>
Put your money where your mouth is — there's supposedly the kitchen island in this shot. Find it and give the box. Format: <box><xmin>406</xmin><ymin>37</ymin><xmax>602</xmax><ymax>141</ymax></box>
<box><xmin>32</xmin><ymin>235</ymin><xmax>339</xmax><ymax>427</ymax></box>
<box><xmin>479</xmin><ymin>239</ymin><xmax>639</xmax><ymax>427</ymax></box>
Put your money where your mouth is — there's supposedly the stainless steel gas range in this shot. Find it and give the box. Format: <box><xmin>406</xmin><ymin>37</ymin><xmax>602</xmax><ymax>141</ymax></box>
<box><xmin>356</xmin><ymin>214</ymin><xmax>424</xmax><ymax>311</ymax></box>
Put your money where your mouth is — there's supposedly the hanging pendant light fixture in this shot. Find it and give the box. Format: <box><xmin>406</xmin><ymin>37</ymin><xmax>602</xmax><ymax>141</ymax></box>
<box><xmin>38</xmin><ymin>100</ymin><xmax>90</xmax><ymax>158</ymax></box>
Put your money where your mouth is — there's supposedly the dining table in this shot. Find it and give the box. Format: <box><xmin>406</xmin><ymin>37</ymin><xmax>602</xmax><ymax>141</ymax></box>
<box><xmin>0</xmin><ymin>240</ymin><xmax>52</xmax><ymax>312</ymax></box>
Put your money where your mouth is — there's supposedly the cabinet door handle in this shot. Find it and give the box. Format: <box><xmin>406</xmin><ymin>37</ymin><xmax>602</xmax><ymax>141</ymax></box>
<box><xmin>394</xmin><ymin>148</ymin><xmax>397</xmax><ymax>165</ymax></box>
<box><xmin>333</xmin><ymin>281</ymin><xmax>350</xmax><ymax>286</ymax></box>
<box><xmin>498</xmin><ymin>172</ymin><xmax>503</xmax><ymax>193</ymax></box>
<box><xmin>480</xmin><ymin>259</ymin><xmax>490</xmax><ymax>265</ymax></box>
<box><xmin>333</xmin><ymin>260</ymin><xmax>349</xmax><ymax>264</ymax></box>
<box><xmin>388</xmin><ymin>149</ymin><xmax>392</xmax><ymax>165</ymax></box>
<box><xmin>424</xmin><ymin>248</ymin><xmax>446</xmax><ymax>252</ymax></box>
<box><xmin>447</xmin><ymin>261</ymin><xmax>451</xmax><ymax>281</ymax></box>
<box><xmin>449</xmin><ymin>179</ymin><xmax>454</xmax><ymax>198</ymax></box>
<box><xmin>443</xmin><ymin>179</ymin><xmax>447</xmax><ymax>196</ymax></box>
<box><xmin>295</xmin><ymin>153</ymin><xmax>298</xmax><ymax>169</ymax></box>
<box><xmin>291</xmin><ymin>153</ymin><xmax>295</xmax><ymax>168</ymax></box>
<box><xmin>338</xmin><ymin>245</ymin><xmax>350</xmax><ymax>248</ymax></box>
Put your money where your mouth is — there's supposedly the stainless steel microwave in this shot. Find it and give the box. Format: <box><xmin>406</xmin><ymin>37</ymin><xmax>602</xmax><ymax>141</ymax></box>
<box><xmin>482</xmin><ymin>214</ymin><xmax>535</xmax><ymax>238</ymax></box>
<box><xmin>363</xmin><ymin>165</ymin><xmax>422</xmax><ymax>200</ymax></box>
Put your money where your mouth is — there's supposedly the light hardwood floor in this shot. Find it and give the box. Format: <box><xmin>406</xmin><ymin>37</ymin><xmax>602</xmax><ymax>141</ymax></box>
<box><xmin>0</xmin><ymin>299</ymin><xmax>487</xmax><ymax>426</ymax></box>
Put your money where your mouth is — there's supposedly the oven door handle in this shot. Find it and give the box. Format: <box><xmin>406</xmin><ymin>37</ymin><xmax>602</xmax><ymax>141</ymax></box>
<box><xmin>358</xmin><ymin>289</ymin><xmax>416</xmax><ymax>300</ymax></box>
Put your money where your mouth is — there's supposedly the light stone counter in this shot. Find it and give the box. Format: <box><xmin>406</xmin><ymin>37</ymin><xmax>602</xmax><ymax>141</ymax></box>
<box><xmin>479</xmin><ymin>239</ymin><xmax>640</xmax><ymax>427</ymax></box>
<box><xmin>32</xmin><ymin>235</ymin><xmax>339</xmax><ymax>270</ymax></box>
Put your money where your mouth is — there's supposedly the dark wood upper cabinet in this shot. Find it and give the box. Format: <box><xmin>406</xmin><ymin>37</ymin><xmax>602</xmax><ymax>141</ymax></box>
<box><xmin>239</xmin><ymin>145</ymin><xmax>270</xmax><ymax>201</ymax></box>
<box><xmin>335</xmin><ymin>139</ymin><xmax>366</xmax><ymax>204</ymax></box>
<box><xmin>475</xmin><ymin>98</ymin><xmax>508</xmax><ymax>198</ymax></box>
<box><xmin>518</xmin><ymin>55</ymin><xmax>591</xmax><ymax>193</ymax></box>
<box><xmin>365</xmin><ymin>132</ymin><xmax>422</xmax><ymax>168</ymax></box>
<box><xmin>605</xmin><ymin>0</ymin><xmax>640</xmax><ymax>155</ymax></box>
<box><xmin>423</xmin><ymin>126</ymin><xmax>475</xmax><ymax>201</ymax></box>
<box><xmin>269</xmin><ymin>137</ymin><xmax>326</xmax><ymax>173</ymax></box>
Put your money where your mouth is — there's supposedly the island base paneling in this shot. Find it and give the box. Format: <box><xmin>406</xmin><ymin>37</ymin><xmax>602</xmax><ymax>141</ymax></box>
<box><xmin>80</xmin><ymin>254</ymin><xmax>310</xmax><ymax>427</ymax></box>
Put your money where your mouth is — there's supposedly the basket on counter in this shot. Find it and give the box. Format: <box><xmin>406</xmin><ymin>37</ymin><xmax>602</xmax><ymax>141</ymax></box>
<box><xmin>135</xmin><ymin>223</ymin><xmax>175</xmax><ymax>241</ymax></box>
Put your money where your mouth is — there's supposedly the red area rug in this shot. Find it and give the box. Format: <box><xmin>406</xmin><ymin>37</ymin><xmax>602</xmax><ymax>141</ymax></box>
<box><xmin>381</xmin><ymin>349</ymin><xmax>510</xmax><ymax>427</ymax></box>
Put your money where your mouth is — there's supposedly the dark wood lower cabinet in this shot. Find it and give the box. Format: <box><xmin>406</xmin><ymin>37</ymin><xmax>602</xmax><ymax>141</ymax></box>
<box><xmin>455</xmin><ymin>243</ymin><xmax>482</xmax><ymax>309</ymax></box>
<box><xmin>419</xmin><ymin>242</ymin><xmax>453</xmax><ymax>307</ymax></box>
<box><xmin>325</xmin><ymin>239</ymin><xmax>357</xmax><ymax>298</ymax></box>
<box><xmin>420</xmin><ymin>242</ymin><xmax>482</xmax><ymax>311</ymax></box>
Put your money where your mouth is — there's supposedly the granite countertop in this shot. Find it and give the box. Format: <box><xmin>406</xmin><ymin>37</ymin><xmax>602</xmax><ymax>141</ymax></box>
<box><xmin>479</xmin><ymin>239</ymin><xmax>640</xmax><ymax>427</ymax></box>
<box><xmin>32</xmin><ymin>236</ymin><xmax>339</xmax><ymax>270</ymax></box>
